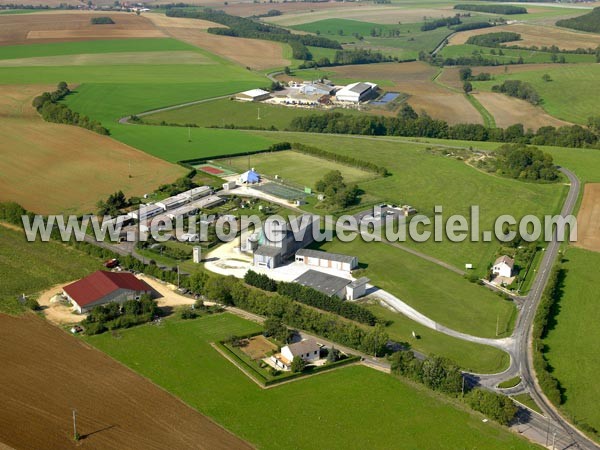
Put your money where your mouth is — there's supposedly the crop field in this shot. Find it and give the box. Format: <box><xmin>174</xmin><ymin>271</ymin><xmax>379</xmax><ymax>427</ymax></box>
<box><xmin>0</xmin><ymin>84</ymin><xmax>187</xmax><ymax>213</ymax></box>
<box><xmin>86</xmin><ymin>313</ymin><xmax>537</xmax><ymax>449</ymax></box>
<box><xmin>449</xmin><ymin>23</ymin><xmax>600</xmax><ymax>51</ymax></box>
<box><xmin>249</xmin><ymin>131</ymin><xmax>567</xmax><ymax>272</ymax></box>
<box><xmin>0</xmin><ymin>314</ymin><xmax>250</xmax><ymax>450</ymax></box>
<box><xmin>316</xmin><ymin>238</ymin><xmax>516</xmax><ymax>340</ymax></box>
<box><xmin>473</xmin><ymin>91</ymin><xmax>571</xmax><ymax>130</ymax></box>
<box><xmin>327</xmin><ymin>62</ymin><xmax>483</xmax><ymax>124</ymax></box>
<box><xmin>441</xmin><ymin>44</ymin><xmax>596</xmax><ymax>65</ymax></box>
<box><xmin>145</xmin><ymin>13</ymin><xmax>290</xmax><ymax>70</ymax></box>
<box><xmin>574</xmin><ymin>183</ymin><xmax>600</xmax><ymax>253</ymax></box>
<box><xmin>0</xmin><ymin>226</ymin><xmax>103</xmax><ymax>313</ymax></box>
<box><xmin>0</xmin><ymin>12</ymin><xmax>165</xmax><ymax>45</ymax></box>
<box><xmin>220</xmin><ymin>150</ymin><xmax>376</xmax><ymax>188</ymax></box>
<box><xmin>543</xmin><ymin>247</ymin><xmax>600</xmax><ymax>437</ymax></box>
<box><xmin>472</xmin><ymin>64</ymin><xmax>600</xmax><ymax>125</ymax></box>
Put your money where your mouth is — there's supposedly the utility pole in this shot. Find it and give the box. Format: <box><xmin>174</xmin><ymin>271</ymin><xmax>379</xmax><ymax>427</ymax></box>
<box><xmin>257</xmin><ymin>107</ymin><xmax>261</xmax><ymax>120</ymax></box>
<box><xmin>462</xmin><ymin>375</ymin><xmax>465</xmax><ymax>396</ymax></box>
<box><xmin>188</xmin><ymin>126</ymin><xmax>191</xmax><ymax>142</ymax></box>
<box><xmin>496</xmin><ymin>313</ymin><xmax>499</xmax><ymax>337</ymax></box>
<box><xmin>72</xmin><ymin>409</ymin><xmax>79</xmax><ymax>441</ymax></box>
<box><xmin>177</xmin><ymin>265</ymin><xmax>180</xmax><ymax>288</ymax></box>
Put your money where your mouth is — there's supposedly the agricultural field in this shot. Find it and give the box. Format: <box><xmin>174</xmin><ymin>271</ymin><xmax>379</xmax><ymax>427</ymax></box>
<box><xmin>0</xmin><ymin>84</ymin><xmax>186</xmax><ymax>213</ymax></box>
<box><xmin>471</xmin><ymin>64</ymin><xmax>600</xmax><ymax>124</ymax></box>
<box><xmin>574</xmin><ymin>183</ymin><xmax>600</xmax><ymax>253</ymax></box>
<box><xmin>86</xmin><ymin>313</ymin><xmax>537</xmax><ymax>449</ymax></box>
<box><xmin>448</xmin><ymin>23</ymin><xmax>600</xmax><ymax>51</ymax></box>
<box><xmin>0</xmin><ymin>225</ymin><xmax>102</xmax><ymax>314</ymax></box>
<box><xmin>0</xmin><ymin>313</ymin><xmax>250</xmax><ymax>450</ymax></box>
<box><xmin>248</xmin><ymin>131</ymin><xmax>567</xmax><ymax>273</ymax></box>
<box><xmin>145</xmin><ymin>13</ymin><xmax>290</xmax><ymax>70</ymax></box>
<box><xmin>0</xmin><ymin>11</ymin><xmax>165</xmax><ymax>45</ymax></box>
<box><xmin>543</xmin><ymin>247</ymin><xmax>600</xmax><ymax>437</ymax></box>
<box><xmin>220</xmin><ymin>150</ymin><xmax>376</xmax><ymax>188</ymax></box>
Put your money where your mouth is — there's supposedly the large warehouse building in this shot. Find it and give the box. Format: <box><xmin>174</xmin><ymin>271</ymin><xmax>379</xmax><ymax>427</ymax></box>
<box><xmin>63</xmin><ymin>271</ymin><xmax>152</xmax><ymax>313</ymax></box>
<box><xmin>295</xmin><ymin>249</ymin><xmax>358</xmax><ymax>272</ymax></box>
<box><xmin>293</xmin><ymin>270</ymin><xmax>370</xmax><ymax>301</ymax></box>
<box><xmin>335</xmin><ymin>82</ymin><xmax>378</xmax><ymax>103</ymax></box>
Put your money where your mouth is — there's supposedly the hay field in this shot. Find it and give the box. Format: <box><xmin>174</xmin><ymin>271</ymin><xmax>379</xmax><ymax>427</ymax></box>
<box><xmin>574</xmin><ymin>183</ymin><xmax>600</xmax><ymax>252</ymax></box>
<box><xmin>0</xmin><ymin>84</ymin><xmax>186</xmax><ymax>214</ymax></box>
<box><xmin>329</xmin><ymin>62</ymin><xmax>483</xmax><ymax>125</ymax></box>
<box><xmin>473</xmin><ymin>91</ymin><xmax>571</xmax><ymax>130</ymax></box>
<box><xmin>0</xmin><ymin>12</ymin><xmax>164</xmax><ymax>45</ymax></box>
<box><xmin>449</xmin><ymin>23</ymin><xmax>600</xmax><ymax>50</ymax></box>
<box><xmin>0</xmin><ymin>314</ymin><xmax>251</xmax><ymax>450</ymax></box>
<box><xmin>146</xmin><ymin>13</ymin><xmax>289</xmax><ymax>70</ymax></box>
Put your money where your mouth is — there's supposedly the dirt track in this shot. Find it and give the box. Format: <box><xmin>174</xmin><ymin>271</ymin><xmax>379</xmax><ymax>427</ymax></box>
<box><xmin>0</xmin><ymin>313</ymin><xmax>253</xmax><ymax>450</ymax></box>
<box><xmin>575</xmin><ymin>183</ymin><xmax>600</xmax><ymax>252</ymax></box>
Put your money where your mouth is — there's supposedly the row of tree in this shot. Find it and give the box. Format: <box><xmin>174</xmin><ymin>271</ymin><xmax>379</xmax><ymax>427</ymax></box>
<box><xmin>451</xmin><ymin>21</ymin><xmax>493</xmax><ymax>32</ymax></box>
<box><xmin>244</xmin><ymin>270</ymin><xmax>378</xmax><ymax>325</ymax></box>
<box><xmin>390</xmin><ymin>351</ymin><xmax>518</xmax><ymax>425</ymax></box>
<box><xmin>455</xmin><ymin>4</ymin><xmax>527</xmax><ymax>15</ymax></box>
<box><xmin>421</xmin><ymin>16</ymin><xmax>461</xmax><ymax>31</ymax></box>
<box><xmin>298</xmin><ymin>48</ymin><xmax>397</xmax><ymax>69</ymax></box>
<box><xmin>32</xmin><ymin>82</ymin><xmax>109</xmax><ymax>135</ymax></box>
<box><xmin>466</xmin><ymin>31</ymin><xmax>521</xmax><ymax>47</ymax></box>
<box><xmin>288</xmin><ymin>110</ymin><xmax>600</xmax><ymax>149</ymax></box>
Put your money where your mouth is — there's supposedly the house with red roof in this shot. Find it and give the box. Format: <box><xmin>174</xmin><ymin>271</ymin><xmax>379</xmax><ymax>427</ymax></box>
<box><xmin>63</xmin><ymin>271</ymin><xmax>152</xmax><ymax>314</ymax></box>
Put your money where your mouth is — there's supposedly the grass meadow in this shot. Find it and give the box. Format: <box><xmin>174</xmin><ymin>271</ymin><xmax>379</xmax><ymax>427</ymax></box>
<box><xmin>441</xmin><ymin>44</ymin><xmax>596</xmax><ymax>65</ymax></box>
<box><xmin>0</xmin><ymin>226</ymin><xmax>102</xmax><ymax>314</ymax></box>
<box><xmin>86</xmin><ymin>313</ymin><xmax>537</xmax><ymax>450</ymax></box>
<box><xmin>543</xmin><ymin>247</ymin><xmax>600</xmax><ymax>436</ymax></box>
<box><xmin>472</xmin><ymin>64</ymin><xmax>600</xmax><ymax>125</ymax></box>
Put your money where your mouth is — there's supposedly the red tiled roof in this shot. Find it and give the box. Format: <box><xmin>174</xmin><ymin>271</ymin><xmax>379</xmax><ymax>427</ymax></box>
<box><xmin>63</xmin><ymin>271</ymin><xmax>151</xmax><ymax>307</ymax></box>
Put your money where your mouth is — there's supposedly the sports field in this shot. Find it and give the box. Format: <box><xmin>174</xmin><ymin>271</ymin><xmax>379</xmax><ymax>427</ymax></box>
<box><xmin>543</xmin><ymin>248</ymin><xmax>600</xmax><ymax>438</ymax></box>
<box><xmin>86</xmin><ymin>313</ymin><xmax>537</xmax><ymax>450</ymax></box>
<box><xmin>0</xmin><ymin>84</ymin><xmax>187</xmax><ymax>213</ymax></box>
<box><xmin>472</xmin><ymin>64</ymin><xmax>600</xmax><ymax>125</ymax></box>
<box><xmin>219</xmin><ymin>150</ymin><xmax>375</xmax><ymax>187</ymax></box>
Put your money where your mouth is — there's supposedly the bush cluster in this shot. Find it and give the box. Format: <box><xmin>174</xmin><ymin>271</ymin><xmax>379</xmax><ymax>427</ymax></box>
<box><xmin>82</xmin><ymin>295</ymin><xmax>160</xmax><ymax>335</ymax></box>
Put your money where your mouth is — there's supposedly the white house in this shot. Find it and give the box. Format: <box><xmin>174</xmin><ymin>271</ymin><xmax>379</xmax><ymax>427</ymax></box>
<box><xmin>335</xmin><ymin>82</ymin><xmax>378</xmax><ymax>103</ymax></box>
<box><xmin>492</xmin><ymin>255</ymin><xmax>514</xmax><ymax>278</ymax></box>
<box><xmin>271</xmin><ymin>339</ymin><xmax>320</xmax><ymax>371</ymax></box>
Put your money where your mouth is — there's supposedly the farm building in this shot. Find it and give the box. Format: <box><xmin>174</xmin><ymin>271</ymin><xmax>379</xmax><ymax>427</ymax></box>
<box><xmin>234</xmin><ymin>88</ymin><xmax>271</xmax><ymax>102</ymax></box>
<box><xmin>299</xmin><ymin>81</ymin><xmax>335</xmax><ymax>96</ymax></box>
<box><xmin>63</xmin><ymin>271</ymin><xmax>152</xmax><ymax>314</ymax></box>
<box><xmin>156</xmin><ymin>194</ymin><xmax>189</xmax><ymax>211</ymax></box>
<box><xmin>295</xmin><ymin>249</ymin><xmax>358</xmax><ymax>272</ymax></box>
<box><xmin>292</xmin><ymin>270</ymin><xmax>369</xmax><ymax>301</ymax></box>
<box><xmin>128</xmin><ymin>203</ymin><xmax>163</xmax><ymax>221</ymax></box>
<box><xmin>181</xmin><ymin>186</ymin><xmax>211</xmax><ymax>201</ymax></box>
<box><xmin>335</xmin><ymin>82</ymin><xmax>378</xmax><ymax>103</ymax></box>
<box><xmin>240</xmin><ymin>169</ymin><xmax>261</xmax><ymax>184</ymax></box>
<box><xmin>271</xmin><ymin>339</ymin><xmax>320</xmax><ymax>371</ymax></box>
<box><xmin>492</xmin><ymin>255</ymin><xmax>514</xmax><ymax>278</ymax></box>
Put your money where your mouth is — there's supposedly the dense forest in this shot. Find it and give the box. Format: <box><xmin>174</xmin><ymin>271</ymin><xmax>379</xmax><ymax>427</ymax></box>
<box><xmin>556</xmin><ymin>7</ymin><xmax>600</xmax><ymax>33</ymax></box>
<box><xmin>466</xmin><ymin>32</ymin><xmax>521</xmax><ymax>47</ymax></box>
<box><xmin>454</xmin><ymin>4</ymin><xmax>527</xmax><ymax>15</ymax></box>
<box><xmin>421</xmin><ymin>16</ymin><xmax>461</xmax><ymax>31</ymax></box>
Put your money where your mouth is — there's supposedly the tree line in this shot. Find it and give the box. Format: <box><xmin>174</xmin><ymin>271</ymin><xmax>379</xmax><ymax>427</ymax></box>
<box><xmin>556</xmin><ymin>7</ymin><xmax>600</xmax><ymax>33</ymax></box>
<box><xmin>244</xmin><ymin>270</ymin><xmax>377</xmax><ymax>325</ymax></box>
<box><xmin>455</xmin><ymin>4</ymin><xmax>527</xmax><ymax>15</ymax></box>
<box><xmin>390</xmin><ymin>351</ymin><xmax>518</xmax><ymax>425</ymax></box>
<box><xmin>451</xmin><ymin>21</ymin><xmax>493</xmax><ymax>32</ymax></box>
<box><xmin>32</xmin><ymin>82</ymin><xmax>109</xmax><ymax>135</ymax></box>
<box><xmin>421</xmin><ymin>16</ymin><xmax>461</xmax><ymax>31</ymax></box>
<box><xmin>491</xmin><ymin>79</ymin><xmax>540</xmax><ymax>105</ymax></box>
<box><xmin>298</xmin><ymin>48</ymin><xmax>398</xmax><ymax>69</ymax></box>
<box><xmin>466</xmin><ymin>32</ymin><xmax>521</xmax><ymax>47</ymax></box>
<box><xmin>288</xmin><ymin>110</ymin><xmax>600</xmax><ymax>149</ymax></box>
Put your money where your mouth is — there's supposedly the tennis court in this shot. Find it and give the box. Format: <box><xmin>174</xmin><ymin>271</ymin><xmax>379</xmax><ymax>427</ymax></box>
<box><xmin>253</xmin><ymin>182</ymin><xmax>307</xmax><ymax>200</ymax></box>
<box><xmin>194</xmin><ymin>163</ymin><xmax>236</xmax><ymax>177</ymax></box>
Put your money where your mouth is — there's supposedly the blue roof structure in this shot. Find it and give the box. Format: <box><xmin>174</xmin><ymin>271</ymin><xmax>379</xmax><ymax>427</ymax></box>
<box><xmin>240</xmin><ymin>169</ymin><xmax>260</xmax><ymax>184</ymax></box>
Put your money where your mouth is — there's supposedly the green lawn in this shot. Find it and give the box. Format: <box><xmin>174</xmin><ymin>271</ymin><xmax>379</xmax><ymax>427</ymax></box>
<box><xmin>221</xmin><ymin>150</ymin><xmax>376</xmax><ymax>187</ymax></box>
<box><xmin>0</xmin><ymin>226</ymin><xmax>103</xmax><ymax>314</ymax></box>
<box><xmin>472</xmin><ymin>64</ymin><xmax>600</xmax><ymax>125</ymax></box>
<box><xmin>248</xmin><ymin>131</ymin><xmax>567</xmax><ymax>274</ymax></box>
<box><xmin>317</xmin><ymin>238</ymin><xmax>517</xmax><ymax>340</ymax></box>
<box><xmin>142</xmin><ymin>97</ymin><xmax>362</xmax><ymax>131</ymax></box>
<box><xmin>543</xmin><ymin>247</ymin><xmax>600</xmax><ymax>436</ymax></box>
<box><xmin>441</xmin><ymin>44</ymin><xmax>596</xmax><ymax>65</ymax></box>
<box><xmin>86</xmin><ymin>313</ymin><xmax>537</xmax><ymax>450</ymax></box>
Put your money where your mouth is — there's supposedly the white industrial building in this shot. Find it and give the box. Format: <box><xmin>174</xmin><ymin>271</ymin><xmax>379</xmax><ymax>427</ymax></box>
<box><xmin>128</xmin><ymin>203</ymin><xmax>163</xmax><ymax>221</ymax></box>
<box><xmin>335</xmin><ymin>82</ymin><xmax>378</xmax><ymax>103</ymax></box>
<box><xmin>156</xmin><ymin>194</ymin><xmax>189</xmax><ymax>211</ymax></box>
<box><xmin>293</xmin><ymin>270</ymin><xmax>370</xmax><ymax>301</ymax></box>
<box><xmin>234</xmin><ymin>88</ymin><xmax>271</xmax><ymax>102</ymax></box>
<box><xmin>295</xmin><ymin>249</ymin><xmax>358</xmax><ymax>272</ymax></box>
<box><xmin>181</xmin><ymin>186</ymin><xmax>211</xmax><ymax>201</ymax></box>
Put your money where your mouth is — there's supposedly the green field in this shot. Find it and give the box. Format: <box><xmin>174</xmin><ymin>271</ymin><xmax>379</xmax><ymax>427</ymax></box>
<box><xmin>221</xmin><ymin>150</ymin><xmax>376</xmax><ymax>187</ymax></box>
<box><xmin>472</xmin><ymin>64</ymin><xmax>600</xmax><ymax>125</ymax></box>
<box><xmin>441</xmin><ymin>44</ymin><xmax>596</xmax><ymax>65</ymax></box>
<box><xmin>86</xmin><ymin>313</ymin><xmax>536</xmax><ymax>450</ymax></box>
<box><xmin>543</xmin><ymin>247</ymin><xmax>600</xmax><ymax>437</ymax></box>
<box><xmin>0</xmin><ymin>226</ymin><xmax>102</xmax><ymax>314</ymax></box>
<box><xmin>143</xmin><ymin>97</ymin><xmax>362</xmax><ymax>131</ymax></box>
<box><xmin>248</xmin><ymin>131</ymin><xmax>567</xmax><ymax>273</ymax></box>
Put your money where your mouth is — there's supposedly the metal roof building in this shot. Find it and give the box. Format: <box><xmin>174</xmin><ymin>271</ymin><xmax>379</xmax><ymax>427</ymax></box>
<box><xmin>295</xmin><ymin>249</ymin><xmax>358</xmax><ymax>272</ymax></box>
<box><xmin>335</xmin><ymin>81</ymin><xmax>378</xmax><ymax>103</ymax></box>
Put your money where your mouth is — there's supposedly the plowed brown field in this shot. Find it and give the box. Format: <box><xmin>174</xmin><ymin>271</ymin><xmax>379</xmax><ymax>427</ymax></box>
<box><xmin>0</xmin><ymin>313</ymin><xmax>252</xmax><ymax>450</ymax></box>
<box><xmin>575</xmin><ymin>183</ymin><xmax>600</xmax><ymax>252</ymax></box>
